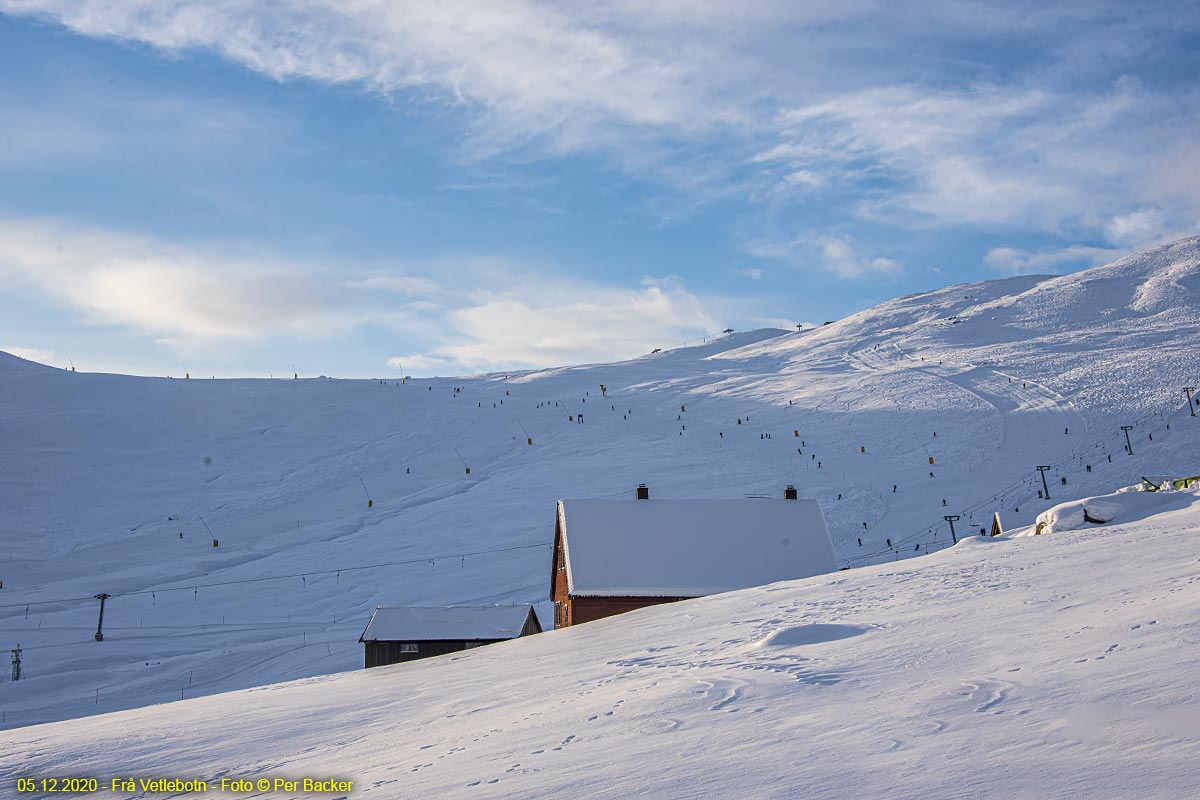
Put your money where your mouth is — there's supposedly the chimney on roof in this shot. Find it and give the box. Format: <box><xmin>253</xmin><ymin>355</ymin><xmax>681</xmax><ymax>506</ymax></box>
<box><xmin>635</xmin><ymin>483</ymin><xmax>649</xmax><ymax>500</ymax></box>
<box><xmin>784</xmin><ymin>485</ymin><xmax>798</xmax><ymax>500</ymax></box>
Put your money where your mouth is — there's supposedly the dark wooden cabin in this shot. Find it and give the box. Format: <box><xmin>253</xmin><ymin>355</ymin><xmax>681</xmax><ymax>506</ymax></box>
<box><xmin>359</xmin><ymin>605</ymin><xmax>541</xmax><ymax>668</ymax></box>
<box><xmin>550</xmin><ymin>484</ymin><xmax>836</xmax><ymax>628</ymax></box>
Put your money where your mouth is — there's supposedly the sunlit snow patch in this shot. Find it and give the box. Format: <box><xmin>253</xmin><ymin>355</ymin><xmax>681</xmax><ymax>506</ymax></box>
<box><xmin>754</xmin><ymin>623</ymin><xmax>870</xmax><ymax>647</ymax></box>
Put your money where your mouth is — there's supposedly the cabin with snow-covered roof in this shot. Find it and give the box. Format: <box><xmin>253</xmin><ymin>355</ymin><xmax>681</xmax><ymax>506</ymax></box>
<box><xmin>358</xmin><ymin>605</ymin><xmax>542</xmax><ymax>668</ymax></box>
<box><xmin>549</xmin><ymin>484</ymin><xmax>836</xmax><ymax>628</ymax></box>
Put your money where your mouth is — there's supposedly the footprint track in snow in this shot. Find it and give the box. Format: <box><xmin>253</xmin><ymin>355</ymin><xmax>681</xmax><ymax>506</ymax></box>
<box><xmin>961</xmin><ymin>679</ymin><xmax>1013</xmax><ymax>714</ymax></box>
<box><xmin>551</xmin><ymin>734</ymin><xmax>578</xmax><ymax>751</ymax></box>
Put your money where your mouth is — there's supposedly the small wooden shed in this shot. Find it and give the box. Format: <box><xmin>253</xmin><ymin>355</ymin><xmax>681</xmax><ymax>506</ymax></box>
<box><xmin>359</xmin><ymin>605</ymin><xmax>542</xmax><ymax>668</ymax></box>
<box><xmin>550</xmin><ymin>485</ymin><xmax>836</xmax><ymax>628</ymax></box>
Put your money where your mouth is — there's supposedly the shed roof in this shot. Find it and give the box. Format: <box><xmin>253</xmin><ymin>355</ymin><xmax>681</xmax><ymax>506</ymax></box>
<box><xmin>359</xmin><ymin>605</ymin><xmax>536</xmax><ymax>643</ymax></box>
<box><xmin>557</xmin><ymin>498</ymin><xmax>836</xmax><ymax>598</ymax></box>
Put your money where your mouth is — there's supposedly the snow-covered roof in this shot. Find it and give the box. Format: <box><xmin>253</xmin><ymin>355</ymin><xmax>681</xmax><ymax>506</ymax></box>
<box><xmin>359</xmin><ymin>605</ymin><xmax>536</xmax><ymax>643</ymax></box>
<box><xmin>558</xmin><ymin>498</ymin><xmax>836</xmax><ymax>597</ymax></box>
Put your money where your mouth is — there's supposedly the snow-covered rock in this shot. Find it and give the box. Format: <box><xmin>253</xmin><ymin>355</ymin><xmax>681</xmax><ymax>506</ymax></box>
<box><xmin>1027</xmin><ymin>487</ymin><xmax>1197</xmax><ymax>535</ymax></box>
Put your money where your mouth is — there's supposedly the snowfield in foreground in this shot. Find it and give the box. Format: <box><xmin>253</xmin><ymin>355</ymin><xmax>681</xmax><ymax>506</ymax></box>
<box><xmin>3</xmin><ymin>488</ymin><xmax>1199</xmax><ymax>799</ymax></box>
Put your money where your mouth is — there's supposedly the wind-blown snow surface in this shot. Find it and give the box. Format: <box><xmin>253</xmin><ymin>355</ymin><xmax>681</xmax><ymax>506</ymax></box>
<box><xmin>1</xmin><ymin>237</ymin><xmax>1199</xmax><ymax>732</ymax></box>
<box><xmin>4</xmin><ymin>491</ymin><xmax>1200</xmax><ymax>799</ymax></box>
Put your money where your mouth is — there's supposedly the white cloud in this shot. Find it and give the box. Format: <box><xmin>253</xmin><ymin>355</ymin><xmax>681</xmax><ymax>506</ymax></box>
<box><xmin>752</xmin><ymin>316</ymin><xmax>804</xmax><ymax>330</ymax></box>
<box><xmin>343</xmin><ymin>275</ymin><xmax>440</xmax><ymax>295</ymax></box>
<box><xmin>740</xmin><ymin>233</ymin><xmax>901</xmax><ymax>279</ymax></box>
<box><xmin>0</xmin><ymin>0</ymin><xmax>714</xmax><ymax>153</ymax></box>
<box><xmin>982</xmin><ymin>244</ymin><xmax>1119</xmax><ymax>275</ymax></box>
<box><xmin>3</xmin><ymin>0</ymin><xmax>1198</xmax><ymax>246</ymax></box>
<box><xmin>0</xmin><ymin>217</ymin><xmax>732</xmax><ymax>375</ymax></box>
<box><xmin>415</xmin><ymin>276</ymin><xmax>720</xmax><ymax>373</ymax></box>
<box><xmin>759</xmin><ymin>85</ymin><xmax>1060</xmax><ymax>225</ymax></box>
<box><xmin>1104</xmin><ymin>209</ymin><xmax>1168</xmax><ymax>246</ymax></box>
<box><xmin>756</xmin><ymin>80</ymin><xmax>1200</xmax><ymax>234</ymax></box>
<box><xmin>737</xmin><ymin>267</ymin><xmax>764</xmax><ymax>280</ymax></box>
<box><xmin>780</xmin><ymin>170</ymin><xmax>825</xmax><ymax>189</ymax></box>
<box><xmin>2</xmin><ymin>345</ymin><xmax>57</xmax><ymax>364</ymax></box>
<box><xmin>0</xmin><ymin>219</ymin><xmax>351</xmax><ymax>339</ymax></box>
<box><xmin>386</xmin><ymin>354</ymin><xmax>456</xmax><ymax>375</ymax></box>
<box><xmin>820</xmin><ymin>237</ymin><xmax>902</xmax><ymax>279</ymax></box>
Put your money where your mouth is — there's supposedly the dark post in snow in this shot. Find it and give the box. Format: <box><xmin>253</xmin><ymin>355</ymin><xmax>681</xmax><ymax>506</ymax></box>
<box><xmin>1186</xmin><ymin>387</ymin><xmax>1196</xmax><ymax>417</ymax></box>
<box><xmin>10</xmin><ymin>644</ymin><xmax>20</xmax><ymax>682</ymax></box>
<box><xmin>93</xmin><ymin>593</ymin><xmax>111</xmax><ymax>642</ymax></box>
<box><xmin>1036</xmin><ymin>466</ymin><xmax>1052</xmax><ymax>500</ymax></box>
<box><xmin>944</xmin><ymin>515</ymin><xmax>960</xmax><ymax>544</ymax></box>
<box><xmin>1120</xmin><ymin>425</ymin><xmax>1135</xmax><ymax>455</ymax></box>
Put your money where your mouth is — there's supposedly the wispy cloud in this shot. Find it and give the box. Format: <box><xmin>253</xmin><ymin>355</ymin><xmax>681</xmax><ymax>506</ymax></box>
<box><xmin>0</xmin><ymin>219</ymin><xmax>353</xmax><ymax>339</ymax></box>
<box><xmin>755</xmin><ymin>80</ymin><xmax>1191</xmax><ymax>230</ymax></box>
<box><xmin>343</xmin><ymin>275</ymin><xmax>440</xmax><ymax>295</ymax></box>
<box><xmin>385</xmin><ymin>354</ymin><xmax>455</xmax><ymax>376</ymax></box>
<box><xmin>744</xmin><ymin>233</ymin><xmax>901</xmax><ymax>280</ymax></box>
<box><xmin>391</xmin><ymin>276</ymin><xmax>720</xmax><ymax>374</ymax></box>
<box><xmin>1</xmin><ymin>344</ymin><xmax>57</xmax><ymax>364</ymax></box>
<box><xmin>0</xmin><ymin>0</ymin><xmax>721</xmax><ymax>155</ymax></box>
<box><xmin>3</xmin><ymin>0</ymin><xmax>1199</xmax><ymax>358</ymax></box>
<box><xmin>4</xmin><ymin>2</ymin><xmax>1199</xmax><ymax>235</ymax></box>
<box><xmin>0</xmin><ymin>77</ymin><xmax>294</xmax><ymax>170</ymax></box>
<box><xmin>983</xmin><ymin>206</ymin><xmax>1197</xmax><ymax>275</ymax></box>
<box><xmin>819</xmin><ymin>237</ymin><xmax>901</xmax><ymax>279</ymax></box>
<box><xmin>1103</xmin><ymin>209</ymin><xmax>1173</xmax><ymax>247</ymax></box>
<box><xmin>0</xmin><ymin>217</ymin><xmax>728</xmax><ymax>374</ymax></box>
<box><xmin>983</xmin><ymin>244</ymin><xmax>1120</xmax><ymax>276</ymax></box>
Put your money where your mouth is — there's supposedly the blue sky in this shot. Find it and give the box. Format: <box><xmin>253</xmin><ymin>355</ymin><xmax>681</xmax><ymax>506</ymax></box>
<box><xmin>0</xmin><ymin>1</ymin><xmax>1197</xmax><ymax>377</ymax></box>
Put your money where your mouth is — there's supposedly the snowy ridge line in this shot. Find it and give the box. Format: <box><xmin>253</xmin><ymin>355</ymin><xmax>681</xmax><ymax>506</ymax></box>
<box><xmin>649</xmin><ymin>328</ymin><xmax>770</xmax><ymax>356</ymax></box>
<box><xmin>0</xmin><ymin>542</ymin><xmax>550</xmax><ymax>611</ymax></box>
<box><xmin>840</xmin><ymin>395</ymin><xmax>1195</xmax><ymax>567</ymax></box>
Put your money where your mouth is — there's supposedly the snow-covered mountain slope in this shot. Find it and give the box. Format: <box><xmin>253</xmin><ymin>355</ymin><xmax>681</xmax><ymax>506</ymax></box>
<box><xmin>4</xmin><ymin>488</ymin><xmax>1199</xmax><ymax>799</ymax></box>
<box><xmin>725</xmin><ymin>235</ymin><xmax>1200</xmax><ymax>419</ymax></box>
<box><xmin>1</xmin><ymin>237</ymin><xmax>1199</xmax><ymax>730</ymax></box>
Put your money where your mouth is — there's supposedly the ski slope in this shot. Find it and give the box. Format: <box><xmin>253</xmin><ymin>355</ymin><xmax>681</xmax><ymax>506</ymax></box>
<box><xmin>3</xmin><ymin>487</ymin><xmax>1199</xmax><ymax>799</ymax></box>
<box><xmin>1</xmin><ymin>236</ymin><xmax>1199</xmax><ymax>733</ymax></box>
